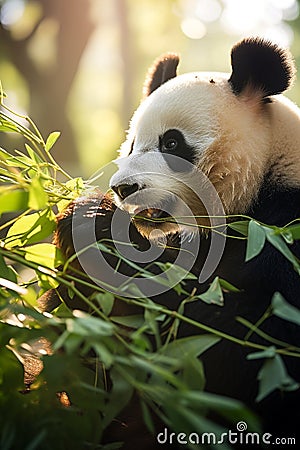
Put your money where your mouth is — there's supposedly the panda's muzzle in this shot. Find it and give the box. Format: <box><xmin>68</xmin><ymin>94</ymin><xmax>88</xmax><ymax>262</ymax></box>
<box><xmin>111</xmin><ymin>182</ymin><xmax>176</xmax><ymax>224</ymax></box>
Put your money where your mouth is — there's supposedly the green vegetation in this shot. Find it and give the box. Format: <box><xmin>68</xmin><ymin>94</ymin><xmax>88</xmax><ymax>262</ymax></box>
<box><xmin>0</xmin><ymin>91</ymin><xmax>300</xmax><ymax>450</ymax></box>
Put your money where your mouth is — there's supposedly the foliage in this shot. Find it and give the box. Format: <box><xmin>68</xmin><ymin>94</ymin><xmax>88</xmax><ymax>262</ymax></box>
<box><xmin>0</xmin><ymin>91</ymin><xmax>300</xmax><ymax>449</ymax></box>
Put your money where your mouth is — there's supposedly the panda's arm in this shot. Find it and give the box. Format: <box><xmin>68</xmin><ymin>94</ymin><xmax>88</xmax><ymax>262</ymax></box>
<box><xmin>38</xmin><ymin>193</ymin><xmax>172</xmax><ymax>314</ymax></box>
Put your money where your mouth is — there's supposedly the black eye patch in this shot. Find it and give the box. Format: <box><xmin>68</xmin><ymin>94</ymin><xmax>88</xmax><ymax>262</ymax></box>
<box><xmin>159</xmin><ymin>129</ymin><xmax>195</xmax><ymax>171</ymax></box>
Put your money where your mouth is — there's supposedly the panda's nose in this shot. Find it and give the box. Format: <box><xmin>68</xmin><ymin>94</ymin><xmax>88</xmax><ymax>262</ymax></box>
<box><xmin>111</xmin><ymin>183</ymin><xmax>139</xmax><ymax>200</ymax></box>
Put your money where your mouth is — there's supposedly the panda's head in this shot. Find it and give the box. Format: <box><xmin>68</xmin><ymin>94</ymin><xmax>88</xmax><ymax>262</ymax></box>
<box><xmin>110</xmin><ymin>37</ymin><xmax>297</xmax><ymax>239</ymax></box>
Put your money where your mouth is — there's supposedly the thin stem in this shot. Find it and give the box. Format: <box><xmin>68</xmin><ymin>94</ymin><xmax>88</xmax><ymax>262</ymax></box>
<box><xmin>0</xmin><ymin>208</ymin><xmax>32</xmax><ymax>232</ymax></box>
<box><xmin>237</xmin><ymin>316</ymin><xmax>300</xmax><ymax>353</ymax></box>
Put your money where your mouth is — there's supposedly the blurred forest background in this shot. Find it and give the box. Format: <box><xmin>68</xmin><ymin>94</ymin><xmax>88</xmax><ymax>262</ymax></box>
<box><xmin>0</xmin><ymin>0</ymin><xmax>300</xmax><ymax>176</ymax></box>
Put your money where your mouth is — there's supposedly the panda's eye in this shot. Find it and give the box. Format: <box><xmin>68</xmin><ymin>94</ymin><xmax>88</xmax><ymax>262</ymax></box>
<box><xmin>160</xmin><ymin>130</ymin><xmax>181</xmax><ymax>152</ymax></box>
<box><xmin>163</xmin><ymin>138</ymin><xmax>178</xmax><ymax>150</ymax></box>
<box><xmin>159</xmin><ymin>128</ymin><xmax>195</xmax><ymax>172</ymax></box>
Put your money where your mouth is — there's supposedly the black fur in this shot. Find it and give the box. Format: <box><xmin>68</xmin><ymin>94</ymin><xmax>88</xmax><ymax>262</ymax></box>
<box><xmin>187</xmin><ymin>178</ymin><xmax>300</xmax><ymax>442</ymax></box>
<box><xmin>143</xmin><ymin>53</ymin><xmax>179</xmax><ymax>97</ymax></box>
<box><xmin>229</xmin><ymin>37</ymin><xmax>295</xmax><ymax>96</ymax></box>
<box><xmin>159</xmin><ymin>128</ymin><xmax>196</xmax><ymax>170</ymax></box>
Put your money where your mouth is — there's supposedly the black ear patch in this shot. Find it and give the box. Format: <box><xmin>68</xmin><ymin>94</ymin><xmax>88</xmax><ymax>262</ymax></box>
<box><xmin>229</xmin><ymin>37</ymin><xmax>295</xmax><ymax>97</ymax></box>
<box><xmin>143</xmin><ymin>53</ymin><xmax>179</xmax><ymax>97</ymax></box>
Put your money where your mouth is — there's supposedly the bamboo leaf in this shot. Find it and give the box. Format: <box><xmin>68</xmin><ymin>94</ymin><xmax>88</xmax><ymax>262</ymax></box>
<box><xmin>219</xmin><ymin>278</ymin><xmax>240</xmax><ymax>293</ymax></box>
<box><xmin>198</xmin><ymin>276</ymin><xmax>224</xmax><ymax>305</ymax></box>
<box><xmin>280</xmin><ymin>228</ymin><xmax>294</xmax><ymax>244</ymax></box>
<box><xmin>265</xmin><ymin>228</ymin><xmax>300</xmax><ymax>271</ymax></box>
<box><xmin>0</xmin><ymin>253</ymin><xmax>17</xmax><ymax>282</ymax></box>
<box><xmin>161</xmin><ymin>335</ymin><xmax>221</xmax><ymax>360</ymax></box>
<box><xmin>23</xmin><ymin>243</ymin><xmax>61</xmax><ymax>269</ymax></box>
<box><xmin>6</xmin><ymin>210</ymin><xmax>55</xmax><ymax>248</ymax></box>
<box><xmin>272</xmin><ymin>292</ymin><xmax>300</xmax><ymax>326</ymax></box>
<box><xmin>245</xmin><ymin>220</ymin><xmax>266</xmax><ymax>261</ymax></box>
<box><xmin>0</xmin><ymin>119</ymin><xmax>19</xmax><ymax>133</ymax></box>
<box><xmin>45</xmin><ymin>131</ymin><xmax>61</xmax><ymax>152</ymax></box>
<box><xmin>285</xmin><ymin>224</ymin><xmax>300</xmax><ymax>241</ymax></box>
<box><xmin>28</xmin><ymin>177</ymin><xmax>48</xmax><ymax>210</ymax></box>
<box><xmin>94</xmin><ymin>291</ymin><xmax>115</xmax><ymax>316</ymax></box>
<box><xmin>140</xmin><ymin>400</ymin><xmax>155</xmax><ymax>434</ymax></box>
<box><xmin>0</xmin><ymin>189</ymin><xmax>29</xmax><ymax>214</ymax></box>
<box><xmin>256</xmin><ymin>354</ymin><xmax>299</xmax><ymax>402</ymax></box>
<box><xmin>228</xmin><ymin>220</ymin><xmax>249</xmax><ymax>236</ymax></box>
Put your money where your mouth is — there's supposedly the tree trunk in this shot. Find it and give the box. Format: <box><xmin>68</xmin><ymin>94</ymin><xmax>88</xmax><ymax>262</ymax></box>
<box><xmin>0</xmin><ymin>0</ymin><xmax>95</xmax><ymax>173</ymax></box>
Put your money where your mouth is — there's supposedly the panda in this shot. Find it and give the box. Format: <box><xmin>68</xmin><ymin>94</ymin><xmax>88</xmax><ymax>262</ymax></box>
<box><xmin>39</xmin><ymin>37</ymin><xmax>300</xmax><ymax>447</ymax></box>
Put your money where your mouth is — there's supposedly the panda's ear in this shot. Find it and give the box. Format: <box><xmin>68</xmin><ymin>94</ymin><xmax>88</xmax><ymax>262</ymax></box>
<box><xmin>143</xmin><ymin>53</ymin><xmax>179</xmax><ymax>97</ymax></box>
<box><xmin>228</xmin><ymin>37</ymin><xmax>295</xmax><ymax>97</ymax></box>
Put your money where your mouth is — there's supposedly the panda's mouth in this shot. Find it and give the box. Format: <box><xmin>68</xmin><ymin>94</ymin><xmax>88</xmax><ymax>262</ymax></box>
<box><xmin>131</xmin><ymin>196</ymin><xmax>176</xmax><ymax>224</ymax></box>
<box><xmin>134</xmin><ymin>208</ymin><xmax>170</xmax><ymax>220</ymax></box>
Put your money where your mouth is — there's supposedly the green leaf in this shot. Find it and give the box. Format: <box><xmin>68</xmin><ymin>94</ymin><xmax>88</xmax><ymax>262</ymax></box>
<box><xmin>176</xmin><ymin>390</ymin><xmax>260</xmax><ymax>432</ymax></box>
<box><xmin>102</xmin><ymin>368</ymin><xmax>134</xmax><ymax>429</ymax></box>
<box><xmin>162</xmin><ymin>400</ymin><xmax>231</xmax><ymax>449</ymax></box>
<box><xmin>247</xmin><ymin>346</ymin><xmax>276</xmax><ymax>360</ymax></box>
<box><xmin>94</xmin><ymin>291</ymin><xmax>115</xmax><ymax>316</ymax></box>
<box><xmin>9</xmin><ymin>154</ymin><xmax>38</xmax><ymax>168</ymax></box>
<box><xmin>66</xmin><ymin>312</ymin><xmax>114</xmax><ymax>338</ymax></box>
<box><xmin>23</xmin><ymin>243</ymin><xmax>61</xmax><ymax>269</ymax></box>
<box><xmin>56</xmin><ymin>177</ymin><xmax>84</xmax><ymax>212</ymax></box>
<box><xmin>131</xmin><ymin>355</ymin><xmax>183</xmax><ymax>388</ymax></box>
<box><xmin>0</xmin><ymin>119</ymin><xmax>19</xmax><ymax>133</ymax></box>
<box><xmin>198</xmin><ymin>276</ymin><xmax>224</xmax><ymax>305</ymax></box>
<box><xmin>182</xmin><ymin>356</ymin><xmax>205</xmax><ymax>390</ymax></box>
<box><xmin>65</xmin><ymin>177</ymin><xmax>84</xmax><ymax>191</ymax></box>
<box><xmin>38</xmin><ymin>272</ymin><xmax>59</xmax><ymax>291</ymax></box>
<box><xmin>280</xmin><ymin>228</ymin><xmax>294</xmax><ymax>245</ymax></box>
<box><xmin>140</xmin><ymin>400</ymin><xmax>155</xmax><ymax>434</ymax></box>
<box><xmin>67</xmin><ymin>287</ymin><xmax>75</xmax><ymax>299</ymax></box>
<box><xmin>228</xmin><ymin>220</ymin><xmax>249</xmax><ymax>236</ymax></box>
<box><xmin>161</xmin><ymin>335</ymin><xmax>221</xmax><ymax>360</ymax></box>
<box><xmin>0</xmin><ymin>189</ymin><xmax>28</xmax><ymax>214</ymax></box>
<box><xmin>0</xmin><ymin>147</ymin><xmax>12</xmax><ymax>160</ymax></box>
<box><xmin>218</xmin><ymin>278</ymin><xmax>240</xmax><ymax>293</ymax></box>
<box><xmin>45</xmin><ymin>131</ymin><xmax>61</xmax><ymax>152</ymax></box>
<box><xmin>25</xmin><ymin>144</ymin><xmax>44</xmax><ymax>165</ymax></box>
<box><xmin>271</xmin><ymin>292</ymin><xmax>300</xmax><ymax>326</ymax></box>
<box><xmin>92</xmin><ymin>342</ymin><xmax>114</xmax><ymax>368</ymax></box>
<box><xmin>245</xmin><ymin>220</ymin><xmax>266</xmax><ymax>261</ymax></box>
<box><xmin>5</xmin><ymin>209</ymin><xmax>56</xmax><ymax>248</ymax></box>
<box><xmin>285</xmin><ymin>223</ymin><xmax>300</xmax><ymax>241</ymax></box>
<box><xmin>121</xmin><ymin>282</ymin><xmax>149</xmax><ymax>298</ymax></box>
<box><xmin>155</xmin><ymin>261</ymin><xmax>197</xmax><ymax>281</ymax></box>
<box><xmin>28</xmin><ymin>177</ymin><xmax>48</xmax><ymax>210</ymax></box>
<box><xmin>256</xmin><ymin>354</ymin><xmax>299</xmax><ymax>402</ymax></box>
<box><xmin>265</xmin><ymin>228</ymin><xmax>300</xmax><ymax>271</ymax></box>
<box><xmin>110</xmin><ymin>314</ymin><xmax>145</xmax><ymax>329</ymax></box>
<box><xmin>144</xmin><ymin>308</ymin><xmax>161</xmax><ymax>338</ymax></box>
<box><xmin>0</xmin><ymin>253</ymin><xmax>17</xmax><ymax>282</ymax></box>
